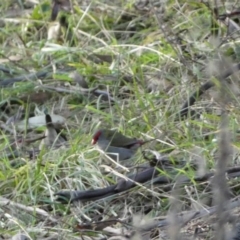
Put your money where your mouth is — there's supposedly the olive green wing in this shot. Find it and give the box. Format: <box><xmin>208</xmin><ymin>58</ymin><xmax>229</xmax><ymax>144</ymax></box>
<box><xmin>104</xmin><ymin>129</ymin><xmax>139</xmax><ymax>148</ymax></box>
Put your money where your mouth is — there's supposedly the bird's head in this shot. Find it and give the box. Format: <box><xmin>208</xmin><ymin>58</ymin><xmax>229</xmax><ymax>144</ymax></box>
<box><xmin>91</xmin><ymin>130</ymin><xmax>103</xmax><ymax>145</ymax></box>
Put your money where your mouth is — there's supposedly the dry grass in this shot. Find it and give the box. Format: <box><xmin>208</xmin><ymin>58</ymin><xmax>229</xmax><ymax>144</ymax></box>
<box><xmin>1</xmin><ymin>0</ymin><xmax>240</xmax><ymax>239</ymax></box>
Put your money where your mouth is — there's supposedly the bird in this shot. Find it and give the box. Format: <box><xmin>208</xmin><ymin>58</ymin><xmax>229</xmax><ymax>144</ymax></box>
<box><xmin>91</xmin><ymin>129</ymin><xmax>150</xmax><ymax>161</ymax></box>
<box><xmin>39</xmin><ymin>114</ymin><xmax>67</xmax><ymax>150</ymax></box>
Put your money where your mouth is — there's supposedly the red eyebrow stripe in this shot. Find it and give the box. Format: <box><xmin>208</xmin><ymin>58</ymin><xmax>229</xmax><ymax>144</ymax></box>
<box><xmin>92</xmin><ymin>130</ymin><xmax>102</xmax><ymax>144</ymax></box>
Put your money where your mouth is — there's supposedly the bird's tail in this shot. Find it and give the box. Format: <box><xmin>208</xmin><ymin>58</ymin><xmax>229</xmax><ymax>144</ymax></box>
<box><xmin>45</xmin><ymin>114</ymin><xmax>54</xmax><ymax>128</ymax></box>
<box><xmin>139</xmin><ymin>139</ymin><xmax>156</xmax><ymax>146</ymax></box>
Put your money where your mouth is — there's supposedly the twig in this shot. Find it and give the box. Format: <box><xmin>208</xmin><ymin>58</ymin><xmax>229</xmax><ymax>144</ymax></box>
<box><xmin>0</xmin><ymin>196</ymin><xmax>58</xmax><ymax>223</ymax></box>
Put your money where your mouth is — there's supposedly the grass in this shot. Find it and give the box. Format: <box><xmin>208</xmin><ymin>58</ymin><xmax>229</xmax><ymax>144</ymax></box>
<box><xmin>1</xmin><ymin>0</ymin><xmax>240</xmax><ymax>239</ymax></box>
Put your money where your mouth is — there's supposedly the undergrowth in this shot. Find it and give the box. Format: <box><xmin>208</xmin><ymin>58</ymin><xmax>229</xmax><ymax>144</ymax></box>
<box><xmin>1</xmin><ymin>0</ymin><xmax>240</xmax><ymax>239</ymax></box>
